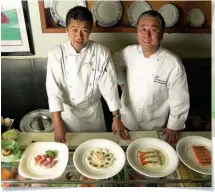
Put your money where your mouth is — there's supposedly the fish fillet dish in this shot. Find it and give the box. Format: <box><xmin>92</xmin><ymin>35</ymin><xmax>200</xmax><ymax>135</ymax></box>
<box><xmin>192</xmin><ymin>145</ymin><xmax>211</xmax><ymax>166</ymax></box>
<box><xmin>137</xmin><ymin>148</ymin><xmax>166</xmax><ymax>170</ymax></box>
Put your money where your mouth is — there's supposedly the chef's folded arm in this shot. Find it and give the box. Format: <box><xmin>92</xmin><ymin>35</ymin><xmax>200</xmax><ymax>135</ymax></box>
<box><xmin>46</xmin><ymin>51</ymin><xmax>64</xmax><ymax>113</ymax></box>
<box><xmin>98</xmin><ymin>50</ymin><xmax>122</xmax><ymax>113</ymax></box>
<box><xmin>166</xmin><ymin>58</ymin><xmax>190</xmax><ymax>131</ymax></box>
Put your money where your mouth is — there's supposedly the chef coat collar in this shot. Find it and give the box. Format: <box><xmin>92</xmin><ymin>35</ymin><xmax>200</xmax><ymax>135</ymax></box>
<box><xmin>67</xmin><ymin>40</ymin><xmax>91</xmax><ymax>55</ymax></box>
<box><xmin>138</xmin><ymin>45</ymin><xmax>163</xmax><ymax>61</ymax></box>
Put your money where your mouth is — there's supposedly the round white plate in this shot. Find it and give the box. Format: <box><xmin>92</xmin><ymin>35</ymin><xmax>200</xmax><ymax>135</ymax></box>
<box><xmin>187</xmin><ymin>8</ymin><xmax>205</xmax><ymax>27</ymax></box>
<box><xmin>128</xmin><ymin>0</ymin><xmax>152</xmax><ymax>27</ymax></box>
<box><xmin>176</xmin><ymin>136</ymin><xmax>212</xmax><ymax>175</ymax></box>
<box><xmin>126</xmin><ymin>138</ymin><xmax>179</xmax><ymax>178</ymax></box>
<box><xmin>73</xmin><ymin>139</ymin><xmax>125</xmax><ymax>179</ymax></box>
<box><xmin>158</xmin><ymin>4</ymin><xmax>179</xmax><ymax>27</ymax></box>
<box><xmin>92</xmin><ymin>1</ymin><xmax>122</xmax><ymax>27</ymax></box>
<box><xmin>18</xmin><ymin>142</ymin><xmax>69</xmax><ymax>180</ymax></box>
<box><xmin>50</xmin><ymin>0</ymin><xmax>86</xmax><ymax>26</ymax></box>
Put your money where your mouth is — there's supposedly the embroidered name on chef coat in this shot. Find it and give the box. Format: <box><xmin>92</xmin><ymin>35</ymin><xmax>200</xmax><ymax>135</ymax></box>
<box><xmin>153</xmin><ymin>75</ymin><xmax>166</xmax><ymax>85</ymax></box>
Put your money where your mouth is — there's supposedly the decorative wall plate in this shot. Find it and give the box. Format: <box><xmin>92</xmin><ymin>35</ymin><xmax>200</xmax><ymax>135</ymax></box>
<box><xmin>50</xmin><ymin>0</ymin><xmax>86</xmax><ymax>26</ymax></box>
<box><xmin>92</xmin><ymin>1</ymin><xmax>123</xmax><ymax>27</ymax></box>
<box><xmin>128</xmin><ymin>0</ymin><xmax>152</xmax><ymax>27</ymax></box>
<box><xmin>158</xmin><ymin>4</ymin><xmax>179</xmax><ymax>27</ymax></box>
<box><xmin>187</xmin><ymin>8</ymin><xmax>205</xmax><ymax>27</ymax></box>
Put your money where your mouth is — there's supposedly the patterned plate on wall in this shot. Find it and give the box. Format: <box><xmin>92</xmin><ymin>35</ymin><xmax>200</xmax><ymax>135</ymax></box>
<box><xmin>158</xmin><ymin>4</ymin><xmax>179</xmax><ymax>27</ymax></box>
<box><xmin>128</xmin><ymin>0</ymin><xmax>152</xmax><ymax>27</ymax></box>
<box><xmin>187</xmin><ymin>8</ymin><xmax>205</xmax><ymax>27</ymax></box>
<box><xmin>92</xmin><ymin>1</ymin><xmax>123</xmax><ymax>27</ymax></box>
<box><xmin>50</xmin><ymin>0</ymin><xmax>86</xmax><ymax>26</ymax></box>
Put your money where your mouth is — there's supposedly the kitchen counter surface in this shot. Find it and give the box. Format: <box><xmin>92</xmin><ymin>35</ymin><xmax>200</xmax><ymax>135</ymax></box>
<box><xmin>19</xmin><ymin>131</ymin><xmax>159</xmax><ymax>147</ymax></box>
<box><xmin>19</xmin><ymin>131</ymin><xmax>211</xmax><ymax>148</ymax></box>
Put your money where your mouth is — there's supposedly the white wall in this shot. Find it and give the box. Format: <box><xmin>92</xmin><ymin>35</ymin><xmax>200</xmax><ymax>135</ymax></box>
<box><xmin>2</xmin><ymin>0</ymin><xmax>212</xmax><ymax>58</ymax></box>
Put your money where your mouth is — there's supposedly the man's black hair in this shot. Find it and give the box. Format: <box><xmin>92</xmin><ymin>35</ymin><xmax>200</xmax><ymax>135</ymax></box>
<box><xmin>66</xmin><ymin>6</ymin><xmax>93</xmax><ymax>28</ymax></box>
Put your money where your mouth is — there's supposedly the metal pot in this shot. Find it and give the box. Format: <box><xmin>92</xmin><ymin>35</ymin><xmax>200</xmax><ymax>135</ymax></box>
<box><xmin>20</xmin><ymin>109</ymin><xmax>54</xmax><ymax>132</ymax></box>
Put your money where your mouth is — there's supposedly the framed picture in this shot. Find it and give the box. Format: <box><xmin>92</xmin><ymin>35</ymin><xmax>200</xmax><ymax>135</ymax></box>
<box><xmin>1</xmin><ymin>0</ymin><xmax>34</xmax><ymax>56</ymax></box>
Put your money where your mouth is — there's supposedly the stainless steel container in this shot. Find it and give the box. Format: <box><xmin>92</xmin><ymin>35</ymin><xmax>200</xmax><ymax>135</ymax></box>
<box><xmin>20</xmin><ymin>109</ymin><xmax>54</xmax><ymax>132</ymax></box>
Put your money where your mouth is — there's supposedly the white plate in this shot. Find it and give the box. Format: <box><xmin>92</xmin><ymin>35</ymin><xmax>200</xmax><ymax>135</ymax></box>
<box><xmin>126</xmin><ymin>138</ymin><xmax>179</xmax><ymax>178</ymax></box>
<box><xmin>176</xmin><ymin>136</ymin><xmax>212</xmax><ymax>175</ymax></box>
<box><xmin>128</xmin><ymin>0</ymin><xmax>152</xmax><ymax>27</ymax></box>
<box><xmin>92</xmin><ymin>1</ymin><xmax>122</xmax><ymax>27</ymax></box>
<box><xmin>50</xmin><ymin>0</ymin><xmax>86</xmax><ymax>26</ymax></box>
<box><xmin>18</xmin><ymin>142</ymin><xmax>69</xmax><ymax>180</ymax></box>
<box><xmin>187</xmin><ymin>8</ymin><xmax>205</xmax><ymax>27</ymax></box>
<box><xmin>158</xmin><ymin>4</ymin><xmax>179</xmax><ymax>27</ymax></box>
<box><xmin>73</xmin><ymin>139</ymin><xmax>125</xmax><ymax>179</ymax></box>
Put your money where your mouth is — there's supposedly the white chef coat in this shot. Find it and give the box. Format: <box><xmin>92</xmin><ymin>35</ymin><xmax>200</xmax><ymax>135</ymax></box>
<box><xmin>113</xmin><ymin>45</ymin><xmax>190</xmax><ymax>131</ymax></box>
<box><xmin>46</xmin><ymin>40</ymin><xmax>121</xmax><ymax>132</ymax></box>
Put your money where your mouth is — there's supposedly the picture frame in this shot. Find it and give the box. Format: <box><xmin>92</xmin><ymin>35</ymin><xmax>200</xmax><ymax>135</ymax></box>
<box><xmin>1</xmin><ymin>0</ymin><xmax>34</xmax><ymax>56</ymax></box>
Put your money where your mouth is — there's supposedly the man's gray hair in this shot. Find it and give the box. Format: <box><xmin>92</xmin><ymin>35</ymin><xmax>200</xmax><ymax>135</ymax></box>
<box><xmin>137</xmin><ymin>10</ymin><xmax>166</xmax><ymax>30</ymax></box>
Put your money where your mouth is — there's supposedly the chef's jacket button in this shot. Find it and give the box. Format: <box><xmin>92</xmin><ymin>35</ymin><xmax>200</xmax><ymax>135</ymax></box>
<box><xmin>89</xmin><ymin>83</ymin><xmax>92</xmax><ymax>86</ymax></box>
<box><xmin>72</xmin><ymin>98</ymin><xmax>75</xmax><ymax>100</ymax></box>
<box><xmin>92</xmin><ymin>68</ymin><xmax>94</xmax><ymax>71</ymax></box>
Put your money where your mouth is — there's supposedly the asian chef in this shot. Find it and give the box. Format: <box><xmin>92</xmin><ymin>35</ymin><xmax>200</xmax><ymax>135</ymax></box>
<box><xmin>113</xmin><ymin>10</ymin><xmax>190</xmax><ymax>144</ymax></box>
<box><xmin>46</xmin><ymin>6</ymin><xmax>129</xmax><ymax>142</ymax></box>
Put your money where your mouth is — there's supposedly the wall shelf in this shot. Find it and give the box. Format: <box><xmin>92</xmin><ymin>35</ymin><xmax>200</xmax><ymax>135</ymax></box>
<box><xmin>38</xmin><ymin>1</ymin><xmax>211</xmax><ymax>34</ymax></box>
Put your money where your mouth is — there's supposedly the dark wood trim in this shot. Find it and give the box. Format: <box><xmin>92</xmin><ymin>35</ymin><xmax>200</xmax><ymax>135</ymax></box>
<box><xmin>38</xmin><ymin>1</ymin><xmax>48</xmax><ymax>33</ymax></box>
<box><xmin>38</xmin><ymin>0</ymin><xmax>212</xmax><ymax>34</ymax></box>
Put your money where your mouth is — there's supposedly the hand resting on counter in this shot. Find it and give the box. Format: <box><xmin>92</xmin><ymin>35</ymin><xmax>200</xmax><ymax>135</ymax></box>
<box><xmin>112</xmin><ymin>118</ymin><xmax>130</xmax><ymax>140</ymax></box>
<box><xmin>161</xmin><ymin>128</ymin><xmax>178</xmax><ymax>145</ymax></box>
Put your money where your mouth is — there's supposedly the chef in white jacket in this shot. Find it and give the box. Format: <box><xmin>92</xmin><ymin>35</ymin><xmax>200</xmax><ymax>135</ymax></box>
<box><xmin>46</xmin><ymin>6</ymin><xmax>129</xmax><ymax>142</ymax></box>
<box><xmin>113</xmin><ymin>10</ymin><xmax>190</xmax><ymax>144</ymax></box>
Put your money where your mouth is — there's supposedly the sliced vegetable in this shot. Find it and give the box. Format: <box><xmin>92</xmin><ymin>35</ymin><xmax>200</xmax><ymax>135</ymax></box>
<box><xmin>2</xmin><ymin>129</ymin><xmax>20</xmax><ymax>141</ymax></box>
<box><xmin>3</xmin><ymin>148</ymin><xmax>13</xmax><ymax>156</ymax></box>
<box><xmin>45</xmin><ymin>150</ymin><xmax>56</xmax><ymax>158</ymax></box>
<box><xmin>1</xmin><ymin>140</ymin><xmax>21</xmax><ymax>162</ymax></box>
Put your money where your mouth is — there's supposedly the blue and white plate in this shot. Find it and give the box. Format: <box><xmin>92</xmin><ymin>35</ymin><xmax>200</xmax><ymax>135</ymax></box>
<box><xmin>50</xmin><ymin>0</ymin><xmax>86</xmax><ymax>26</ymax></box>
<box><xmin>158</xmin><ymin>4</ymin><xmax>179</xmax><ymax>27</ymax></box>
<box><xmin>128</xmin><ymin>0</ymin><xmax>152</xmax><ymax>27</ymax></box>
<box><xmin>187</xmin><ymin>8</ymin><xmax>205</xmax><ymax>27</ymax></box>
<box><xmin>92</xmin><ymin>1</ymin><xmax>123</xmax><ymax>27</ymax></box>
